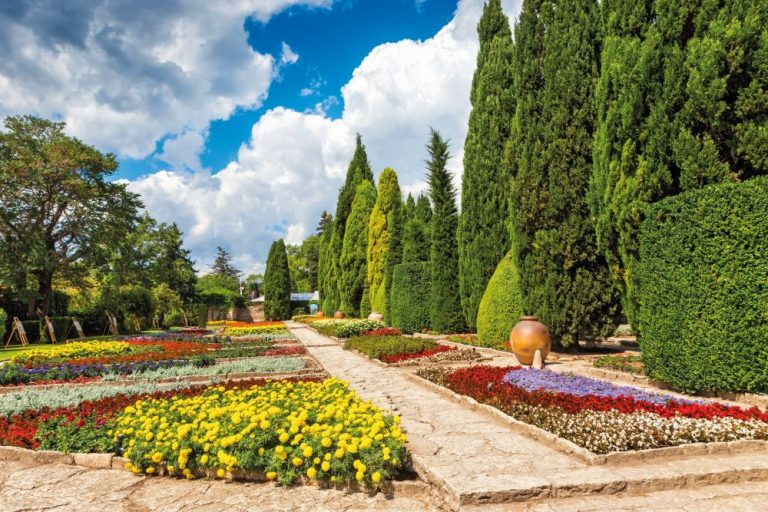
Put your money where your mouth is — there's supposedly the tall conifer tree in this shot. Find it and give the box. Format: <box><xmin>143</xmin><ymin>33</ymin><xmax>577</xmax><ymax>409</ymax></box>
<box><xmin>457</xmin><ymin>0</ymin><xmax>515</xmax><ymax>329</ymax></box>
<box><xmin>590</xmin><ymin>0</ymin><xmax>768</xmax><ymax>327</ymax></box>
<box><xmin>427</xmin><ymin>129</ymin><xmax>466</xmax><ymax>333</ymax></box>
<box><xmin>339</xmin><ymin>180</ymin><xmax>377</xmax><ymax>317</ymax></box>
<box><xmin>322</xmin><ymin>134</ymin><xmax>373</xmax><ymax>314</ymax></box>
<box><xmin>508</xmin><ymin>0</ymin><xmax>618</xmax><ymax>346</ymax></box>
<box><xmin>402</xmin><ymin>194</ymin><xmax>432</xmax><ymax>264</ymax></box>
<box><xmin>263</xmin><ymin>239</ymin><xmax>291</xmax><ymax>320</ymax></box>
<box><xmin>367</xmin><ymin>168</ymin><xmax>403</xmax><ymax>318</ymax></box>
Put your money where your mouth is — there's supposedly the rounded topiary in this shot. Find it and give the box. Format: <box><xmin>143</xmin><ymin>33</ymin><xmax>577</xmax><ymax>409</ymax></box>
<box><xmin>476</xmin><ymin>250</ymin><xmax>523</xmax><ymax>348</ymax></box>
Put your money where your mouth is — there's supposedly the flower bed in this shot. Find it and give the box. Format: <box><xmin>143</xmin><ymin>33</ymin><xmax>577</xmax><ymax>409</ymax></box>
<box><xmin>417</xmin><ymin>366</ymin><xmax>768</xmax><ymax>453</ymax></box>
<box><xmin>0</xmin><ymin>336</ymin><xmax>304</xmax><ymax>387</ymax></box>
<box><xmin>344</xmin><ymin>336</ymin><xmax>455</xmax><ymax>364</ymax></box>
<box><xmin>310</xmin><ymin>319</ymin><xmax>386</xmax><ymax>338</ymax></box>
<box><xmin>101</xmin><ymin>357</ymin><xmax>307</xmax><ymax>381</ymax></box>
<box><xmin>222</xmin><ymin>322</ymin><xmax>289</xmax><ymax>336</ymax></box>
<box><xmin>0</xmin><ymin>378</ymin><xmax>311</xmax><ymax>451</ymax></box>
<box><xmin>115</xmin><ymin>378</ymin><xmax>408</xmax><ymax>486</ymax></box>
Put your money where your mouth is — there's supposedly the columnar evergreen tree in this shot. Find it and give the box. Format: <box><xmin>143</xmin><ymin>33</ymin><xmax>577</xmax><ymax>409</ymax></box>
<box><xmin>402</xmin><ymin>194</ymin><xmax>432</xmax><ymax>264</ymax></box>
<box><xmin>457</xmin><ymin>0</ymin><xmax>515</xmax><ymax>329</ymax></box>
<box><xmin>590</xmin><ymin>0</ymin><xmax>768</xmax><ymax>327</ymax></box>
<box><xmin>322</xmin><ymin>135</ymin><xmax>373</xmax><ymax>314</ymax></box>
<box><xmin>263</xmin><ymin>239</ymin><xmax>291</xmax><ymax>320</ymax></box>
<box><xmin>506</xmin><ymin>0</ymin><xmax>618</xmax><ymax>346</ymax></box>
<box><xmin>316</xmin><ymin>211</ymin><xmax>334</xmax><ymax>313</ymax></box>
<box><xmin>339</xmin><ymin>180</ymin><xmax>377</xmax><ymax>317</ymax></box>
<box><xmin>426</xmin><ymin>129</ymin><xmax>466</xmax><ymax>333</ymax></box>
<box><xmin>367</xmin><ymin>167</ymin><xmax>403</xmax><ymax>318</ymax></box>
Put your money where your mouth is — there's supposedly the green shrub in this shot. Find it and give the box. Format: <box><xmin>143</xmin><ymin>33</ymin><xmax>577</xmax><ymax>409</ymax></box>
<box><xmin>637</xmin><ymin>177</ymin><xmax>768</xmax><ymax>393</ymax></box>
<box><xmin>313</xmin><ymin>319</ymin><xmax>385</xmax><ymax>338</ymax></box>
<box><xmin>476</xmin><ymin>250</ymin><xmax>522</xmax><ymax>348</ymax></box>
<box><xmin>0</xmin><ymin>308</ymin><xmax>6</xmax><ymax>342</ymax></box>
<box><xmin>345</xmin><ymin>335</ymin><xmax>437</xmax><ymax>360</ymax></box>
<box><xmin>390</xmin><ymin>262</ymin><xmax>431</xmax><ymax>334</ymax></box>
<box><xmin>162</xmin><ymin>311</ymin><xmax>185</xmax><ymax>329</ymax></box>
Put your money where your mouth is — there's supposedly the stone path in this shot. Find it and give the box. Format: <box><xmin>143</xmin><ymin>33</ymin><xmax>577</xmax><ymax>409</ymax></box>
<box><xmin>287</xmin><ymin>322</ymin><xmax>768</xmax><ymax>510</ymax></box>
<box><xmin>0</xmin><ymin>460</ymin><xmax>434</xmax><ymax>512</ymax></box>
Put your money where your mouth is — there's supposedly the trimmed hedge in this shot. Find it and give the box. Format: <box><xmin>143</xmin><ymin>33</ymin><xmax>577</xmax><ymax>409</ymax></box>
<box><xmin>390</xmin><ymin>262</ymin><xmax>431</xmax><ymax>334</ymax></box>
<box><xmin>476</xmin><ymin>250</ymin><xmax>522</xmax><ymax>349</ymax></box>
<box><xmin>637</xmin><ymin>177</ymin><xmax>768</xmax><ymax>393</ymax></box>
<box><xmin>0</xmin><ymin>308</ymin><xmax>6</xmax><ymax>342</ymax></box>
<box><xmin>345</xmin><ymin>335</ymin><xmax>437</xmax><ymax>360</ymax></box>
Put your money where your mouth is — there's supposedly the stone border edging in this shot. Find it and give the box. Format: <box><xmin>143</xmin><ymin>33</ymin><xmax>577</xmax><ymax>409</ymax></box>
<box><xmin>0</xmin><ymin>444</ymin><xmax>433</xmax><ymax>501</ymax></box>
<box><xmin>402</xmin><ymin>371</ymin><xmax>768</xmax><ymax>467</ymax></box>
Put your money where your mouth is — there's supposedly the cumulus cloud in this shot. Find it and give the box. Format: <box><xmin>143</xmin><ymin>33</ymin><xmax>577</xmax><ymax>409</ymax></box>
<box><xmin>126</xmin><ymin>0</ymin><xmax>523</xmax><ymax>274</ymax></box>
<box><xmin>0</xmin><ymin>0</ymin><xmax>331</xmax><ymax>158</ymax></box>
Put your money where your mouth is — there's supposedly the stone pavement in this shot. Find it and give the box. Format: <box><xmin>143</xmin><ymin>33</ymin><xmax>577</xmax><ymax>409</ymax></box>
<box><xmin>0</xmin><ymin>460</ymin><xmax>435</xmax><ymax>512</ymax></box>
<box><xmin>287</xmin><ymin>322</ymin><xmax>768</xmax><ymax>510</ymax></box>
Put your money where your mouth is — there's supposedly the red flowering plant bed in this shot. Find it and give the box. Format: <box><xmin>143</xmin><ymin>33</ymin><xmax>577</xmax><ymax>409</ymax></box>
<box><xmin>361</xmin><ymin>328</ymin><xmax>402</xmax><ymax>336</ymax></box>
<box><xmin>380</xmin><ymin>345</ymin><xmax>454</xmax><ymax>364</ymax></box>
<box><xmin>416</xmin><ymin>365</ymin><xmax>768</xmax><ymax>453</ymax></box>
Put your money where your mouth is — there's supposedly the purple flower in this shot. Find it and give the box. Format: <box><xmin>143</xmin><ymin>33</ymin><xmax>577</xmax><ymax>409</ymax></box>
<box><xmin>501</xmin><ymin>368</ymin><xmax>698</xmax><ymax>406</ymax></box>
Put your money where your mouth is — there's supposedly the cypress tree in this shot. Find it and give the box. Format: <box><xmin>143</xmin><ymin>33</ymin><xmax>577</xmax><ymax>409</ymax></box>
<box><xmin>263</xmin><ymin>239</ymin><xmax>291</xmax><ymax>320</ymax></box>
<box><xmin>590</xmin><ymin>0</ymin><xmax>768</xmax><ymax>327</ymax></box>
<box><xmin>506</xmin><ymin>0</ymin><xmax>618</xmax><ymax>346</ymax></box>
<box><xmin>316</xmin><ymin>211</ymin><xmax>333</xmax><ymax>313</ymax></box>
<box><xmin>427</xmin><ymin>129</ymin><xmax>466</xmax><ymax>333</ymax></box>
<box><xmin>457</xmin><ymin>0</ymin><xmax>515</xmax><ymax>330</ymax></box>
<box><xmin>339</xmin><ymin>180</ymin><xmax>377</xmax><ymax>317</ymax></box>
<box><xmin>324</xmin><ymin>134</ymin><xmax>374</xmax><ymax>313</ymax></box>
<box><xmin>367</xmin><ymin>167</ymin><xmax>403</xmax><ymax>319</ymax></box>
<box><xmin>402</xmin><ymin>194</ymin><xmax>432</xmax><ymax>264</ymax></box>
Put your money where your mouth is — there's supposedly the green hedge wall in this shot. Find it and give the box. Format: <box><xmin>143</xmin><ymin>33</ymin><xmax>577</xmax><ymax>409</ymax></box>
<box><xmin>476</xmin><ymin>250</ymin><xmax>523</xmax><ymax>349</ymax></box>
<box><xmin>390</xmin><ymin>262</ymin><xmax>431</xmax><ymax>334</ymax></box>
<box><xmin>637</xmin><ymin>177</ymin><xmax>768</xmax><ymax>393</ymax></box>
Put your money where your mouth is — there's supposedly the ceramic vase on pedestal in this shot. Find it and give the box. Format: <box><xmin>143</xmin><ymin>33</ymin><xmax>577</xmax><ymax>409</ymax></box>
<box><xmin>509</xmin><ymin>316</ymin><xmax>551</xmax><ymax>365</ymax></box>
<box><xmin>333</xmin><ymin>310</ymin><xmax>346</xmax><ymax>319</ymax></box>
<box><xmin>368</xmin><ymin>312</ymin><xmax>384</xmax><ymax>322</ymax></box>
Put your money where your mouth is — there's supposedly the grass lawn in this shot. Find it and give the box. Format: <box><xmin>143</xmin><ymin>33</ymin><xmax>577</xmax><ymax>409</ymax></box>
<box><xmin>0</xmin><ymin>343</ymin><xmax>59</xmax><ymax>361</ymax></box>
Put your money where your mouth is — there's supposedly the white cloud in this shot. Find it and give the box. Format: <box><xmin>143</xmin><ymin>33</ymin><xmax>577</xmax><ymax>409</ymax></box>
<box><xmin>279</xmin><ymin>42</ymin><xmax>300</xmax><ymax>66</ymax></box>
<box><xmin>0</xmin><ymin>0</ymin><xmax>332</xmax><ymax>158</ymax></box>
<box><xmin>127</xmin><ymin>0</ymin><xmax>523</xmax><ymax>275</ymax></box>
<box><xmin>300</xmin><ymin>87</ymin><xmax>315</xmax><ymax>97</ymax></box>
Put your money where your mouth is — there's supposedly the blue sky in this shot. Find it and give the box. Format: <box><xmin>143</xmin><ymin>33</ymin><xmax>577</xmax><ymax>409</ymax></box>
<box><xmin>0</xmin><ymin>0</ymin><xmax>521</xmax><ymax>273</ymax></box>
<box><xmin>118</xmin><ymin>0</ymin><xmax>457</xmax><ymax>180</ymax></box>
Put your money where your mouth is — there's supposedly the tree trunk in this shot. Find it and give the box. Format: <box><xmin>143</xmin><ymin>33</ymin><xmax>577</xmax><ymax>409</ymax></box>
<box><xmin>36</xmin><ymin>270</ymin><xmax>53</xmax><ymax>316</ymax></box>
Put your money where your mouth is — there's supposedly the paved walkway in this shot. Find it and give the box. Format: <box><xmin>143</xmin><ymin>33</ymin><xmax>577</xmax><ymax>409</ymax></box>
<box><xmin>287</xmin><ymin>322</ymin><xmax>768</xmax><ymax>510</ymax></box>
<box><xmin>0</xmin><ymin>460</ymin><xmax>435</xmax><ymax>512</ymax></box>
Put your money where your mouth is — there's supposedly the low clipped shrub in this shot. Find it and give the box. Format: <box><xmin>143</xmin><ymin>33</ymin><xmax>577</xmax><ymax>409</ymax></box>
<box><xmin>476</xmin><ymin>250</ymin><xmax>522</xmax><ymax>348</ymax></box>
<box><xmin>389</xmin><ymin>262</ymin><xmax>431</xmax><ymax>334</ymax></box>
<box><xmin>637</xmin><ymin>177</ymin><xmax>768</xmax><ymax>393</ymax></box>
<box><xmin>345</xmin><ymin>335</ymin><xmax>438</xmax><ymax>361</ymax></box>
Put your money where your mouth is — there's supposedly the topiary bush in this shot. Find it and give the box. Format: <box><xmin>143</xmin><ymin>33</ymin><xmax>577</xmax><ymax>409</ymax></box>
<box><xmin>476</xmin><ymin>250</ymin><xmax>522</xmax><ymax>349</ymax></box>
<box><xmin>637</xmin><ymin>177</ymin><xmax>768</xmax><ymax>393</ymax></box>
<box><xmin>390</xmin><ymin>262</ymin><xmax>431</xmax><ymax>334</ymax></box>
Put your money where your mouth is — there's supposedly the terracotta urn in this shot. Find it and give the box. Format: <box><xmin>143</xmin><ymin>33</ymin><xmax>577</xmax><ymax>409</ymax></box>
<box><xmin>368</xmin><ymin>312</ymin><xmax>384</xmax><ymax>322</ymax></box>
<box><xmin>333</xmin><ymin>310</ymin><xmax>346</xmax><ymax>319</ymax></box>
<box><xmin>509</xmin><ymin>316</ymin><xmax>551</xmax><ymax>365</ymax></box>
<box><xmin>316</xmin><ymin>311</ymin><xmax>325</xmax><ymax>318</ymax></box>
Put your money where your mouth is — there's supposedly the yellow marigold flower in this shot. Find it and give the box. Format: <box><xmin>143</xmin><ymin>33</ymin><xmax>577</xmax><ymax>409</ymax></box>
<box><xmin>334</xmin><ymin>448</ymin><xmax>344</xmax><ymax>459</ymax></box>
<box><xmin>279</xmin><ymin>433</ymin><xmax>290</xmax><ymax>443</ymax></box>
<box><xmin>372</xmin><ymin>472</ymin><xmax>382</xmax><ymax>484</ymax></box>
<box><xmin>302</xmin><ymin>446</ymin><xmax>313</xmax><ymax>458</ymax></box>
<box><xmin>292</xmin><ymin>457</ymin><xmax>303</xmax><ymax>467</ymax></box>
<box><xmin>146</xmin><ymin>467</ymin><xmax>155</xmax><ymax>474</ymax></box>
<box><xmin>151</xmin><ymin>452</ymin><xmax>163</xmax><ymax>463</ymax></box>
<box><xmin>258</xmin><ymin>447</ymin><xmax>265</xmax><ymax>456</ymax></box>
<box><xmin>216</xmin><ymin>468</ymin><xmax>226</xmax><ymax>478</ymax></box>
<box><xmin>321</xmin><ymin>461</ymin><xmax>331</xmax><ymax>472</ymax></box>
<box><xmin>307</xmin><ymin>467</ymin><xmax>317</xmax><ymax>479</ymax></box>
<box><xmin>266</xmin><ymin>471</ymin><xmax>277</xmax><ymax>480</ymax></box>
<box><xmin>321</xmin><ymin>437</ymin><xmax>332</xmax><ymax>448</ymax></box>
<box><xmin>200</xmin><ymin>455</ymin><xmax>209</xmax><ymax>465</ymax></box>
<box><xmin>355</xmin><ymin>472</ymin><xmax>364</xmax><ymax>481</ymax></box>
